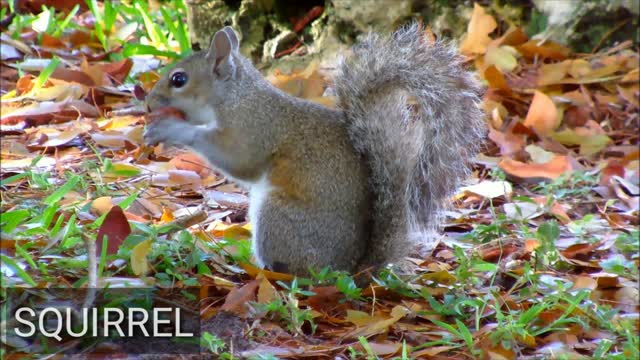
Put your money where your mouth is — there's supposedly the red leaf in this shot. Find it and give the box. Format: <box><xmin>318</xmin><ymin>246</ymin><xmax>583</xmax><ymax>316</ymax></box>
<box><xmin>96</xmin><ymin>206</ymin><xmax>131</xmax><ymax>256</ymax></box>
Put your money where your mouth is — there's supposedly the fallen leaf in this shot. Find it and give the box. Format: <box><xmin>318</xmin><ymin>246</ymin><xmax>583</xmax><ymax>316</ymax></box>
<box><xmin>538</xmin><ymin>61</ymin><xmax>570</xmax><ymax>86</ymax></box>
<box><xmin>459</xmin><ymin>180</ymin><xmax>513</xmax><ymax>199</ymax></box>
<box><xmin>571</xmin><ymin>276</ymin><xmax>598</xmax><ymax>290</ymax></box>
<box><xmin>220</xmin><ymin>279</ymin><xmax>260</xmax><ymax>315</ymax></box>
<box><xmin>551</xmin><ymin>128</ymin><xmax>611</xmax><ymax>156</ymax></box>
<box><xmin>499</xmin><ymin>155</ymin><xmax>572</xmax><ymax>181</ymax></box>
<box><xmin>96</xmin><ymin>206</ymin><xmax>132</xmax><ymax>256</ymax></box>
<box><xmin>345</xmin><ymin>305</ymin><xmax>410</xmax><ymax>338</ymax></box>
<box><xmin>485</xmin><ymin>45</ymin><xmax>518</xmax><ymax>73</ymax></box>
<box><xmin>91</xmin><ymin>196</ymin><xmax>114</xmax><ymax>216</ymax></box>
<box><xmin>484</xmin><ymin>65</ymin><xmax>510</xmax><ymax>91</ymax></box>
<box><xmin>240</xmin><ymin>262</ymin><xmax>295</xmax><ymax>281</ymax></box>
<box><xmin>257</xmin><ymin>276</ymin><xmax>277</xmax><ymax>304</ymax></box>
<box><xmin>524</xmin><ymin>90</ymin><xmax>559</xmax><ymax>136</ymax></box>
<box><xmin>131</xmin><ymin>239</ymin><xmax>152</xmax><ymax>276</ymax></box>
<box><xmin>460</xmin><ymin>3</ymin><xmax>497</xmax><ymax>55</ymax></box>
<box><xmin>525</xmin><ymin>144</ymin><xmax>555</xmax><ymax>164</ymax></box>
<box><xmin>503</xmin><ymin>202</ymin><xmax>543</xmax><ymax>220</ymax></box>
<box><xmin>518</xmin><ymin>40</ymin><xmax>570</xmax><ymax>60</ymax></box>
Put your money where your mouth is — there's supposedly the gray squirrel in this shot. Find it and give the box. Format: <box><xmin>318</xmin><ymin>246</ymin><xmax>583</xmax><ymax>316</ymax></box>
<box><xmin>143</xmin><ymin>24</ymin><xmax>485</xmax><ymax>277</ymax></box>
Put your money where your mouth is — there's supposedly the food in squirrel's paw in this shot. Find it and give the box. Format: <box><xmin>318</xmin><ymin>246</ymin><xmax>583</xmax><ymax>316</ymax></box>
<box><xmin>145</xmin><ymin>107</ymin><xmax>186</xmax><ymax>122</ymax></box>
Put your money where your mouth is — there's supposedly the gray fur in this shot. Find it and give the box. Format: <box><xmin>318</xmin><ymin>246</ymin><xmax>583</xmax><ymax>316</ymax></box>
<box><xmin>144</xmin><ymin>23</ymin><xmax>485</xmax><ymax>277</ymax></box>
<box><xmin>333</xmin><ymin>23</ymin><xmax>485</xmax><ymax>268</ymax></box>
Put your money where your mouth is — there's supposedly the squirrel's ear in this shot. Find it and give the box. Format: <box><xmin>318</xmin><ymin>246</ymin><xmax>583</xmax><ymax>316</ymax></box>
<box><xmin>206</xmin><ymin>30</ymin><xmax>235</xmax><ymax>78</ymax></box>
<box><xmin>221</xmin><ymin>26</ymin><xmax>239</xmax><ymax>53</ymax></box>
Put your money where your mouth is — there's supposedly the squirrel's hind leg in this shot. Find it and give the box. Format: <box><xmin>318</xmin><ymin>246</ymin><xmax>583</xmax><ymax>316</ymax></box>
<box><xmin>251</xmin><ymin>190</ymin><xmax>366</xmax><ymax>277</ymax></box>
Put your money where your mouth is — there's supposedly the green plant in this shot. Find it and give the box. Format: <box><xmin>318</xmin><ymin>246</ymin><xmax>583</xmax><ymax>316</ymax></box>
<box><xmin>534</xmin><ymin>171</ymin><xmax>599</xmax><ymax>199</ymax></box>
<box><xmin>463</xmin><ymin>213</ymin><xmax>512</xmax><ymax>243</ymax></box>
<box><xmin>201</xmin><ymin>332</ymin><xmax>235</xmax><ymax>359</ymax></box>
<box><xmin>255</xmin><ymin>278</ymin><xmax>316</xmax><ymax>336</ymax></box>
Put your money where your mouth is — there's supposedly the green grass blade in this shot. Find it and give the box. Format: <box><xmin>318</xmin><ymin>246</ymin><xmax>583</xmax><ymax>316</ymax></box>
<box><xmin>122</xmin><ymin>43</ymin><xmax>180</xmax><ymax>59</ymax></box>
<box><xmin>1</xmin><ymin>172</ymin><xmax>29</xmax><ymax>187</ymax></box>
<box><xmin>44</xmin><ymin>175</ymin><xmax>79</xmax><ymax>206</ymax></box>
<box><xmin>1</xmin><ymin>254</ymin><xmax>37</xmax><ymax>286</ymax></box>
<box><xmin>32</xmin><ymin>56</ymin><xmax>60</xmax><ymax>93</ymax></box>
<box><xmin>135</xmin><ymin>1</ymin><xmax>168</xmax><ymax>49</ymax></box>
<box><xmin>52</xmin><ymin>4</ymin><xmax>79</xmax><ymax>37</ymax></box>
<box><xmin>0</xmin><ymin>209</ymin><xmax>31</xmax><ymax>233</ymax></box>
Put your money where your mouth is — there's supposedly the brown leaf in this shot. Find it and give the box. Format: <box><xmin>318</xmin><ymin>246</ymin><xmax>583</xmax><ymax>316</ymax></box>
<box><xmin>51</xmin><ymin>68</ymin><xmax>95</xmax><ymax>86</ymax></box>
<box><xmin>41</xmin><ymin>33</ymin><xmax>66</xmax><ymax>49</ymax></box>
<box><xmin>560</xmin><ymin>241</ymin><xmax>603</xmax><ymax>259</ymax></box>
<box><xmin>100</xmin><ymin>59</ymin><xmax>133</xmax><ymax>85</ymax></box>
<box><xmin>488</xmin><ymin>127</ymin><xmax>526</xmax><ymax>157</ymax></box>
<box><xmin>96</xmin><ymin>205</ymin><xmax>132</xmax><ymax>256</ymax></box>
<box><xmin>220</xmin><ymin>279</ymin><xmax>260</xmax><ymax>315</ymax></box>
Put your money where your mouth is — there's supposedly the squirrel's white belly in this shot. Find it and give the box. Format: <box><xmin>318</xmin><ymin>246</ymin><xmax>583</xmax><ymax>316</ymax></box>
<box><xmin>248</xmin><ymin>174</ymin><xmax>273</xmax><ymax>267</ymax></box>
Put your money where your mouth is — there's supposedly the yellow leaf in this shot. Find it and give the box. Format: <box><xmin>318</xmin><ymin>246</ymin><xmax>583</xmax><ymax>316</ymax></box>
<box><xmin>538</xmin><ymin>61</ymin><xmax>570</xmax><ymax>86</ymax></box>
<box><xmin>621</xmin><ymin>68</ymin><xmax>639</xmax><ymax>83</ymax></box>
<box><xmin>223</xmin><ymin>225</ymin><xmax>252</xmax><ymax>240</ymax></box>
<box><xmin>257</xmin><ymin>275</ymin><xmax>277</xmax><ymax>304</ymax></box>
<box><xmin>551</xmin><ymin>129</ymin><xmax>611</xmax><ymax>156</ymax></box>
<box><xmin>131</xmin><ymin>239</ymin><xmax>152</xmax><ymax>276</ymax></box>
<box><xmin>460</xmin><ymin>3</ymin><xmax>497</xmax><ymax>55</ymax></box>
<box><xmin>346</xmin><ymin>310</ymin><xmax>382</xmax><ymax>326</ymax></box>
<box><xmin>160</xmin><ymin>207</ymin><xmax>174</xmax><ymax>223</ymax></box>
<box><xmin>484</xmin><ymin>46</ymin><xmax>518</xmax><ymax>73</ymax></box>
<box><xmin>525</xmin><ymin>144</ymin><xmax>555</xmax><ymax>164</ymax></box>
<box><xmin>568</xmin><ymin>59</ymin><xmax>591</xmax><ymax>79</ymax></box>
<box><xmin>91</xmin><ymin>196</ymin><xmax>114</xmax><ymax>216</ymax></box>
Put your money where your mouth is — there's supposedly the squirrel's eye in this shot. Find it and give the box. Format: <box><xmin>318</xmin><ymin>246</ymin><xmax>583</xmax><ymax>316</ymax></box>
<box><xmin>170</xmin><ymin>71</ymin><xmax>188</xmax><ymax>88</ymax></box>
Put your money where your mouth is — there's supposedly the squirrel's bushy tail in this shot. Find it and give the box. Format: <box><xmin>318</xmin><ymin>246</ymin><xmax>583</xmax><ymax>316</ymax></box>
<box><xmin>334</xmin><ymin>23</ymin><xmax>485</xmax><ymax>269</ymax></box>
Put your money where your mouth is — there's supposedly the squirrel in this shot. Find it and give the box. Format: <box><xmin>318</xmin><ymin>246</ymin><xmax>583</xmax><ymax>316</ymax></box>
<box><xmin>143</xmin><ymin>24</ymin><xmax>485</xmax><ymax>277</ymax></box>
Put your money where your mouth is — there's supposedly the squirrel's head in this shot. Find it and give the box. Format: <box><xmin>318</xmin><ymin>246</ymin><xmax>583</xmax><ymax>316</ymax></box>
<box><xmin>146</xmin><ymin>26</ymin><xmax>251</xmax><ymax>126</ymax></box>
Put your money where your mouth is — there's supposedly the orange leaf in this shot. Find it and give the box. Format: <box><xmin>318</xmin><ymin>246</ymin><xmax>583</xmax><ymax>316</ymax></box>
<box><xmin>239</xmin><ymin>262</ymin><xmax>295</xmax><ymax>281</ymax></box>
<box><xmin>169</xmin><ymin>153</ymin><xmax>211</xmax><ymax>177</ymax></box>
<box><xmin>517</xmin><ymin>40</ymin><xmax>570</xmax><ymax>60</ymax></box>
<box><xmin>160</xmin><ymin>207</ymin><xmax>175</xmax><ymax>223</ymax></box>
<box><xmin>523</xmin><ymin>90</ymin><xmax>559</xmax><ymax>136</ymax></box>
<box><xmin>459</xmin><ymin>3</ymin><xmax>497</xmax><ymax>55</ymax></box>
<box><xmin>484</xmin><ymin>65</ymin><xmax>509</xmax><ymax>91</ymax></box>
<box><xmin>41</xmin><ymin>33</ymin><xmax>66</xmax><ymax>49</ymax></box>
<box><xmin>499</xmin><ymin>155</ymin><xmax>572</xmax><ymax>181</ymax></box>
<box><xmin>525</xmin><ymin>239</ymin><xmax>540</xmax><ymax>252</ymax></box>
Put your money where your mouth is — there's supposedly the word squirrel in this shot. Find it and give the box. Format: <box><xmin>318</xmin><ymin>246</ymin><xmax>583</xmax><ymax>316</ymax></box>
<box><xmin>144</xmin><ymin>24</ymin><xmax>485</xmax><ymax>277</ymax></box>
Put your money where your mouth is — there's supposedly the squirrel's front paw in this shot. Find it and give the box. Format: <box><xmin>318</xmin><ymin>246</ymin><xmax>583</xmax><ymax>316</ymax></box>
<box><xmin>143</xmin><ymin>117</ymin><xmax>191</xmax><ymax>147</ymax></box>
<box><xmin>143</xmin><ymin>107</ymin><xmax>191</xmax><ymax>146</ymax></box>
